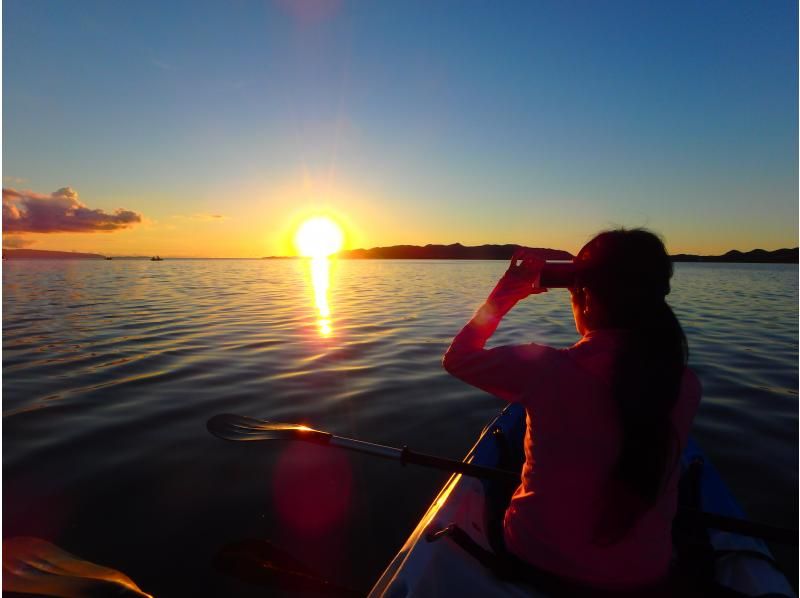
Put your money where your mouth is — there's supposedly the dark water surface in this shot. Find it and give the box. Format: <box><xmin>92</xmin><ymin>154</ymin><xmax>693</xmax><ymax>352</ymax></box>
<box><xmin>4</xmin><ymin>260</ymin><xmax>798</xmax><ymax>595</ymax></box>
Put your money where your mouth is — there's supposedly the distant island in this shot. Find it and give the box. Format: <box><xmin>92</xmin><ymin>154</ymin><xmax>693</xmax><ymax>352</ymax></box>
<box><xmin>3</xmin><ymin>249</ymin><xmax>107</xmax><ymax>260</ymax></box>
<box><xmin>2</xmin><ymin>250</ymin><xmax>163</xmax><ymax>260</ymax></box>
<box><xmin>671</xmin><ymin>248</ymin><xmax>798</xmax><ymax>264</ymax></box>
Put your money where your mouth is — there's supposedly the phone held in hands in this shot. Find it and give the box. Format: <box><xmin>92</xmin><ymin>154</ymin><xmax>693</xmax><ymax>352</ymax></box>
<box><xmin>539</xmin><ymin>261</ymin><xmax>577</xmax><ymax>288</ymax></box>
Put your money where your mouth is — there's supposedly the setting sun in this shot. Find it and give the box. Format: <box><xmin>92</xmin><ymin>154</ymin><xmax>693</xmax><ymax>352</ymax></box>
<box><xmin>294</xmin><ymin>217</ymin><xmax>344</xmax><ymax>258</ymax></box>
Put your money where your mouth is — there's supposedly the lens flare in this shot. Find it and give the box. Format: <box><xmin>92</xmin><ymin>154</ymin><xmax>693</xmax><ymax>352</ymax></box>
<box><xmin>294</xmin><ymin>217</ymin><xmax>344</xmax><ymax>258</ymax></box>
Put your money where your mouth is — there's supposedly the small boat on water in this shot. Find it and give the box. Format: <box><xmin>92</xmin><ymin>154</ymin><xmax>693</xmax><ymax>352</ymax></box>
<box><xmin>369</xmin><ymin>403</ymin><xmax>795</xmax><ymax>597</ymax></box>
<box><xmin>150</xmin><ymin>256</ymin><xmax>163</xmax><ymax>261</ymax></box>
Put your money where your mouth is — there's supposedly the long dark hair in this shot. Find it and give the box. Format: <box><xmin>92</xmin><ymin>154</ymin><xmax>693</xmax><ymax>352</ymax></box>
<box><xmin>574</xmin><ymin>228</ymin><xmax>688</xmax><ymax>538</ymax></box>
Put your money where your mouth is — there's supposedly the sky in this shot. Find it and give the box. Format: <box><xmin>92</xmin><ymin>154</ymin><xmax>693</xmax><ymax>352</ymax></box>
<box><xmin>3</xmin><ymin>0</ymin><xmax>798</xmax><ymax>257</ymax></box>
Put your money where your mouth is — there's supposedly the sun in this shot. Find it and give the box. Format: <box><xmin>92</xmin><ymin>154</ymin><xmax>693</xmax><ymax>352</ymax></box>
<box><xmin>294</xmin><ymin>216</ymin><xmax>344</xmax><ymax>258</ymax></box>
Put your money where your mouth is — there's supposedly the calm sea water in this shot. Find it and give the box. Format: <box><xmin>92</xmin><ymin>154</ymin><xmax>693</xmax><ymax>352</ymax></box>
<box><xmin>3</xmin><ymin>260</ymin><xmax>798</xmax><ymax>595</ymax></box>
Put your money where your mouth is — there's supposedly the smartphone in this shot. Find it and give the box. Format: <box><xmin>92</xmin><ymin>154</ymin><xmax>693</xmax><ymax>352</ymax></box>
<box><xmin>539</xmin><ymin>261</ymin><xmax>577</xmax><ymax>288</ymax></box>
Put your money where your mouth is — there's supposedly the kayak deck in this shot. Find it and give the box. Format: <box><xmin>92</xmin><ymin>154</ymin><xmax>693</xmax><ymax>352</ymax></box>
<box><xmin>369</xmin><ymin>403</ymin><xmax>794</xmax><ymax>598</ymax></box>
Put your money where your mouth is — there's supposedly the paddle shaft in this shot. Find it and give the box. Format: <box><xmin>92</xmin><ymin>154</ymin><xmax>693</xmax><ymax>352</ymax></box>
<box><xmin>326</xmin><ymin>436</ymin><xmax>520</xmax><ymax>483</ymax></box>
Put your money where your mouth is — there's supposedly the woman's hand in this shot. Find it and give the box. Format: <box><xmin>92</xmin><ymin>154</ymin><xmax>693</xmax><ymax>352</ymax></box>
<box><xmin>487</xmin><ymin>248</ymin><xmax>548</xmax><ymax>308</ymax></box>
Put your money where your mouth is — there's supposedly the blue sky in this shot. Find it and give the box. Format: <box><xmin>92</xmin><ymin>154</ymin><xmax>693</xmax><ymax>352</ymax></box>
<box><xmin>3</xmin><ymin>0</ymin><xmax>797</xmax><ymax>256</ymax></box>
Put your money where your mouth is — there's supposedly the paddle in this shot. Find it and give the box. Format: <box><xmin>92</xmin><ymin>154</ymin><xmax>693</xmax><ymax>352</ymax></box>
<box><xmin>207</xmin><ymin>413</ymin><xmax>520</xmax><ymax>483</ymax></box>
<box><xmin>2</xmin><ymin>535</ymin><xmax>355</xmax><ymax>598</ymax></box>
<box><xmin>208</xmin><ymin>413</ymin><xmax>798</xmax><ymax>546</ymax></box>
<box><xmin>2</xmin><ymin>537</ymin><xmax>152</xmax><ymax>598</ymax></box>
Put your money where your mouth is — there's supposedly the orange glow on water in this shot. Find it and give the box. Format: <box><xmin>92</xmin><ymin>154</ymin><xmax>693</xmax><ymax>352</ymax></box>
<box><xmin>319</xmin><ymin>319</ymin><xmax>332</xmax><ymax>337</ymax></box>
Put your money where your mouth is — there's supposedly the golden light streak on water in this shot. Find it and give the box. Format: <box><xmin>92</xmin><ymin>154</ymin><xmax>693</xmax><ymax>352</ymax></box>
<box><xmin>310</xmin><ymin>257</ymin><xmax>333</xmax><ymax>337</ymax></box>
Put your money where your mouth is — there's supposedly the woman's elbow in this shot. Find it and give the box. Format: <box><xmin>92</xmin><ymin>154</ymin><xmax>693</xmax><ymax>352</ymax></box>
<box><xmin>442</xmin><ymin>347</ymin><xmax>466</xmax><ymax>377</ymax></box>
<box><xmin>441</xmin><ymin>350</ymin><xmax>454</xmax><ymax>374</ymax></box>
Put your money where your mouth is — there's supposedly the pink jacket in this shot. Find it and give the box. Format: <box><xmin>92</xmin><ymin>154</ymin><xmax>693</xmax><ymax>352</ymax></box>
<box><xmin>443</xmin><ymin>303</ymin><xmax>702</xmax><ymax>589</ymax></box>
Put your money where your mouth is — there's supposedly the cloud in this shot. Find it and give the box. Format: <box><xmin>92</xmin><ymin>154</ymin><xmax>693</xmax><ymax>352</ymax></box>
<box><xmin>3</xmin><ymin>187</ymin><xmax>142</xmax><ymax>233</ymax></box>
<box><xmin>2</xmin><ymin>235</ymin><xmax>35</xmax><ymax>248</ymax></box>
<box><xmin>193</xmin><ymin>213</ymin><xmax>228</xmax><ymax>222</ymax></box>
<box><xmin>171</xmin><ymin>213</ymin><xmax>229</xmax><ymax>222</ymax></box>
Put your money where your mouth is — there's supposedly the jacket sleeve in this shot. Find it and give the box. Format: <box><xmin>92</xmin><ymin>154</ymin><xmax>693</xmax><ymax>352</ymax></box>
<box><xmin>442</xmin><ymin>301</ymin><xmax>557</xmax><ymax>402</ymax></box>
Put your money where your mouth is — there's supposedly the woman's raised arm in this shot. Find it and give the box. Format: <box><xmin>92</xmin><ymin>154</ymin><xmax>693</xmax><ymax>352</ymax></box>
<box><xmin>442</xmin><ymin>249</ymin><xmax>550</xmax><ymax>401</ymax></box>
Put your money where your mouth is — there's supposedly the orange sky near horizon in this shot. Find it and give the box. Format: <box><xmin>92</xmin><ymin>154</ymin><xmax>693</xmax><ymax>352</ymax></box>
<box><xmin>3</xmin><ymin>166</ymin><xmax>797</xmax><ymax>258</ymax></box>
<box><xmin>6</xmin><ymin>206</ymin><xmax>796</xmax><ymax>258</ymax></box>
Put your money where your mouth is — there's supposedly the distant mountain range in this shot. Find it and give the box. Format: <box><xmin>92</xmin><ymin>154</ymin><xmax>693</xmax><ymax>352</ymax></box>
<box><xmin>3</xmin><ymin>249</ymin><xmax>107</xmax><ymax>260</ymax></box>
<box><xmin>671</xmin><ymin>248</ymin><xmax>798</xmax><ymax>263</ymax></box>
<box><xmin>5</xmin><ymin>245</ymin><xmax>798</xmax><ymax>263</ymax></box>
<box><xmin>337</xmin><ymin>243</ymin><xmax>574</xmax><ymax>260</ymax></box>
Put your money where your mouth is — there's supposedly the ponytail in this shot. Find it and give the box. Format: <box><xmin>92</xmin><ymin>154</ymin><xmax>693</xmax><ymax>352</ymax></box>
<box><xmin>612</xmin><ymin>299</ymin><xmax>687</xmax><ymax>502</ymax></box>
<box><xmin>575</xmin><ymin>229</ymin><xmax>688</xmax><ymax>542</ymax></box>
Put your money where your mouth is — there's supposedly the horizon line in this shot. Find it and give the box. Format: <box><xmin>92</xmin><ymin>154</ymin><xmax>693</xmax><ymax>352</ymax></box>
<box><xmin>4</xmin><ymin>243</ymin><xmax>798</xmax><ymax>261</ymax></box>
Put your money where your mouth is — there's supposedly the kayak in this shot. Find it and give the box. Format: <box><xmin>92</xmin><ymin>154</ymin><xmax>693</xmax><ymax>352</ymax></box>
<box><xmin>369</xmin><ymin>403</ymin><xmax>795</xmax><ymax>597</ymax></box>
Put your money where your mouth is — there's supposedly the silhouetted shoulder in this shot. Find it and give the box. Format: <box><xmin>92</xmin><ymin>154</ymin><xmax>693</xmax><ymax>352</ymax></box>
<box><xmin>515</xmin><ymin>342</ymin><xmax>562</xmax><ymax>362</ymax></box>
<box><xmin>674</xmin><ymin>367</ymin><xmax>703</xmax><ymax>435</ymax></box>
<box><xmin>682</xmin><ymin>367</ymin><xmax>703</xmax><ymax>400</ymax></box>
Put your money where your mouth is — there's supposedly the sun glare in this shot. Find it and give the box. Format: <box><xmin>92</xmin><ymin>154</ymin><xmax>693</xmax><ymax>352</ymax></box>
<box><xmin>294</xmin><ymin>217</ymin><xmax>344</xmax><ymax>258</ymax></box>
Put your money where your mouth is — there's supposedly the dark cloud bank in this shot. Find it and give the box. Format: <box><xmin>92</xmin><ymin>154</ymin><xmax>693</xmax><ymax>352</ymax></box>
<box><xmin>3</xmin><ymin>187</ymin><xmax>142</xmax><ymax>234</ymax></box>
<box><xmin>2</xmin><ymin>236</ymin><xmax>35</xmax><ymax>248</ymax></box>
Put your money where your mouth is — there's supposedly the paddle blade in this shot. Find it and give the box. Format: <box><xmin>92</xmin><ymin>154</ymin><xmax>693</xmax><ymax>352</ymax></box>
<box><xmin>207</xmin><ymin>414</ymin><xmax>332</xmax><ymax>444</ymax></box>
<box><xmin>3</xmin><ymin>536</ymin><xmax>152</xmax><ymax>598</ymax></box>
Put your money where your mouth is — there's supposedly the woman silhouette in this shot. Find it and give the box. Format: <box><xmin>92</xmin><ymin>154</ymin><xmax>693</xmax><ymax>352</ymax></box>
<box><xmin>443</xmin><ymin>228</ymin><xmax>701</xmax><ymax>591</ymax></box>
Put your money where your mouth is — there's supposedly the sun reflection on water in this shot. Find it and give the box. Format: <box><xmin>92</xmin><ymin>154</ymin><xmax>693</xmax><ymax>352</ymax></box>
<box><xmin>294</xmin><ymin>216</ymin><xmax>343</xmax><ymax>337</ymax></box>
<box><xmin>310</xmin><ymin>257</ymin><xmax>333</xmax><ymax>337</ymax></box>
